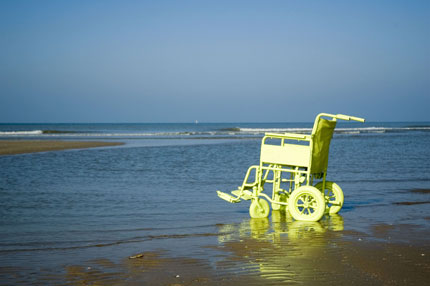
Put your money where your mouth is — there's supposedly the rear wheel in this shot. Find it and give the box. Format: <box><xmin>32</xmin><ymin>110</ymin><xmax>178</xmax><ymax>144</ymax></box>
<box><xmin>288</xmin><ymin>186</ymin><xmax>325</xmax><ymax>222</ymax></box>
<box><xmin>249</xmin><ymin>198</ymin><xmax>270</xmax><ymax>218</ymax></box>
<box><xmin>315</xmin><ymin>181</ymin><xmax>344</xmax><ymax>214</ymax></box>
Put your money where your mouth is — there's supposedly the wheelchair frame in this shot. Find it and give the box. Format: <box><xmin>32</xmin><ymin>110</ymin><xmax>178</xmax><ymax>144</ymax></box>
<box><xmin>217</xmin><ymin>113</ymin><xmax>365</xmax><ymax>221</ymax></box>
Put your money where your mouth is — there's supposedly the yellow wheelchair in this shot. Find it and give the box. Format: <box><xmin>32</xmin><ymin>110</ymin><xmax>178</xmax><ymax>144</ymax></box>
<box><xmin>217</xmin><ymin>113</ymin><xmax>365</xmax><ymax>221</ymax></box>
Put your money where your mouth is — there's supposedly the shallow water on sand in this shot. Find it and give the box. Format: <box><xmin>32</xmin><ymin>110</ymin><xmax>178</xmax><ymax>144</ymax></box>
<box><xmin>1</xmin><ymin>122</ymin><xmax>430</xmax><ymax>284</ymax></box>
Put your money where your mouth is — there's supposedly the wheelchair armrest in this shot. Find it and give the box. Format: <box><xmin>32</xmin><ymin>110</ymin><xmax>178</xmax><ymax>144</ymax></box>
<box><xmin>265</xmin><ymin>132</ymin><xmax>311</xmax><ymax>141</ymax></box>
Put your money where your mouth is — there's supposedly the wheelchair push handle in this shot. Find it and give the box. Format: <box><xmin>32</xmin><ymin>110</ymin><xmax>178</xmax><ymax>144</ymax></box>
<box><xmin>317</xmin><ymin>113</ymin><xmax>365</xmax><ymax>123</ymax></box>
<box><xmin>336</xmin><ymin>114</ymin><xmax>365</xmax><ymax>123</ymax></box>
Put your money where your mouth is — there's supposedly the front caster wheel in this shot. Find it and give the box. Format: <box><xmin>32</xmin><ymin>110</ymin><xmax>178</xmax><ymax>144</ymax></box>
<box><xmin>288</xmin><ymin>186</ymin><xmax>325</xmax><ymax>222</ymax></box>
<box><xmin>249</xmin><ymin>198</ymin><xmax>270</xmax><ymax>218</ymax></box>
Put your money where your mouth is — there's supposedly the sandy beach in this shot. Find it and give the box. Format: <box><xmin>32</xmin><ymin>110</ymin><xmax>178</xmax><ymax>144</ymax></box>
<box><xmin>0</xmin><ymin>140</ymin><xmax>124</xmax><ymax>155</ymax></box>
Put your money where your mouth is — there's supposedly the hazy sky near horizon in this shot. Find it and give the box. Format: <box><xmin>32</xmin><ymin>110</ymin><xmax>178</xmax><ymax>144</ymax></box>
<box><xmin>1</xmin><ymin>0</ymin><xmax>429</xmax><ymax>122</ymax></box>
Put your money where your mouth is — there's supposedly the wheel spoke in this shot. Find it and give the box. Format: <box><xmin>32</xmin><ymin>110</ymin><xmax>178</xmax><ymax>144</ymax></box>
<box><xmin>302</xmin><ymin>194</ymin><xmax>308</xmax><ymax>202</ymax></box>
<box><xmin>325</xmin><ymin>190</ymin><xmax>334</xmax><ymax>198</ymax></box>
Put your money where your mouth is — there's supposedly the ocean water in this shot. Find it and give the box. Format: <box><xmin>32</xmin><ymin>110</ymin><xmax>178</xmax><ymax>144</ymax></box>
<box><xmin>1</xmin><ymin>121</ymin><xmax>430</xmax><ymax>284</ymax></box>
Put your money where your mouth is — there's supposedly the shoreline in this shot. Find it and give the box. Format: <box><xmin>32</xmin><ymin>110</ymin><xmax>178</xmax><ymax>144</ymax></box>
<box><xmin>0</xmin><ymin>140</ymin><xmax>124</xmax><ymax>155</ymax></box>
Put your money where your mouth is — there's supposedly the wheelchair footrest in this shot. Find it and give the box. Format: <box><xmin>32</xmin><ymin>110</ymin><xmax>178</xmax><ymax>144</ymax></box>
<box><xmin>231</xmin><ymin>190</ymin><xmax>253</xmax><ymax>201</ymax></box>
<box><xmin>217</xmin><ymin>191</ymin><xmax>241</xmax><ymax>203</ymax></box>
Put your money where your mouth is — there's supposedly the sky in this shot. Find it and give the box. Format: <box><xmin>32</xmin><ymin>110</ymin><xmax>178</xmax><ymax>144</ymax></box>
<box><xmin>0</xmin><ymin>0</ymin><xmax>429</xmax><ymax>123</ymax></box>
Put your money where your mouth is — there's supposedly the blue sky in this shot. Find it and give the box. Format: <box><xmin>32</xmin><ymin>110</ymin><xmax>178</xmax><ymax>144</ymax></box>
<box><xmin>1</xmin><ymin>0</ymin><xmax>429</xmax><ymax>122</ymax></box>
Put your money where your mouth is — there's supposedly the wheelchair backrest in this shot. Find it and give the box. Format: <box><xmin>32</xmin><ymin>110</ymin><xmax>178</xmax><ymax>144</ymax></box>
<box><xmin>310</xmin><ymin>118</ymin><xmax>337</xmax><ymax>173</ymax></box>
<box><xmin>259</xmin><ymin>116</ymin><xmax>337</xmax><ymax>170</ymax></box>
<box><xmin>260</xmin><ymin>139</ymin><xmax>311</xmax><ymax>167</ymax></box>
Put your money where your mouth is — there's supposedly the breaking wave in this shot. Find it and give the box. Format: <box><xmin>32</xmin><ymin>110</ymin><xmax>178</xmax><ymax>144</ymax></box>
<box><xmin>0</xmin><ymin>126</ymin><xmax>429</xmax><ymax>138</ymax></box>
<box><xmin>0</xmin><ymin>130</ymin><xmax>43</xmax><ymax>135</ymax></box>
<box><xmin>232</xmin><ymin>126</ymin><xmax>430</xmax><ymax>135</ymax></box>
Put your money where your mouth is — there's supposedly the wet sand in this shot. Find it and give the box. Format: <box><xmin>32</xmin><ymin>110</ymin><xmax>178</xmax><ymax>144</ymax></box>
<box><xmin>76</xmin><ymin>223</ymin><xmax>429</xmax><ymax>285</ymax></box>
<box><xmin>0</xmin><ymin>140</ymin><xmax>124</xmax><ymax>155</ymax></box>
<box><xmin>4</xmin><ymin>215</ymin><xmax>426</xmax><ymax>285</ymax></box>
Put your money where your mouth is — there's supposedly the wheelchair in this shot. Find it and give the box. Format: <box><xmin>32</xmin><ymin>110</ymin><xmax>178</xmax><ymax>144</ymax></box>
<box><xmin>217</xmin><ymin>113</ymin><xmax>365</xmax><ymax>221</ymax></box>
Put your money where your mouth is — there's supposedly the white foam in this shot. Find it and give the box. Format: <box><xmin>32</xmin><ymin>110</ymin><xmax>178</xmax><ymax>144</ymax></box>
<box><xmin>0</xmin><ymin>130</ymin><xmax>43</xmax><ymax>135</ymax></box>
<box><xmin>40</xmin><ymin>132</ymin><xmax>190</xmax><ymax>137</ymax></box>
<box><xmin>239</xmin><ymin>128</ymin><xmax>312</xmax><ymax>133</ymax></box>
<box><xmin>239</xmin><ymin>126</ymin><xmax>430</xmax><ymax>134</ymax></box>
<box><xmin>0</xmin><ymin>126</ymin><xmax>428</xmax><ymax>138</ymax></box>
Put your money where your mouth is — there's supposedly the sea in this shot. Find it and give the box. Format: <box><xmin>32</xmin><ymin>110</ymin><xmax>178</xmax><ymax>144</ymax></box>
<box><xmin>1</xmin><ymin>121</ymin><xmax>430</xmax><ymax>284</ymax></box>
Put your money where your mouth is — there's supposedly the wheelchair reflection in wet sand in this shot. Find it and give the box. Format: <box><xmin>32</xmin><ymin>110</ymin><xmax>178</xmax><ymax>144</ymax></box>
<box><xmin>217</xmin><ymin>113</ymin><xmax>365</xmax><ymax>222</ymax></box>
<box><xmin>216</xmin><ymin>214</ymin><xmax>345</xmax><ymax>283</ymax></box>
